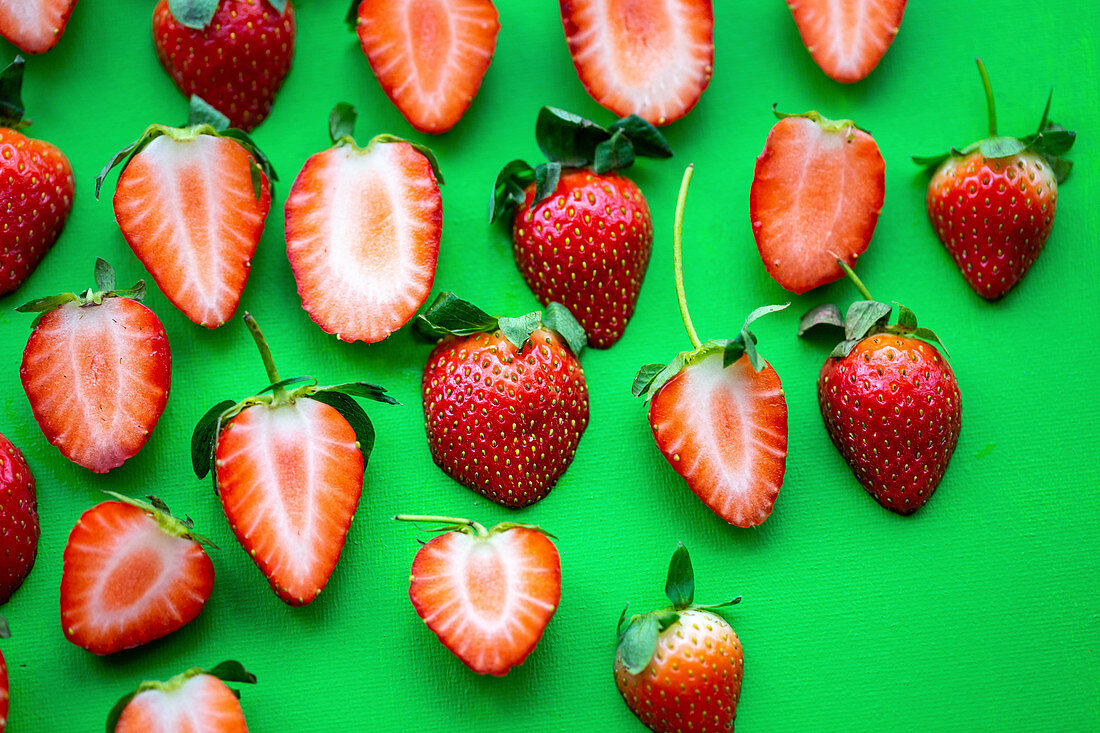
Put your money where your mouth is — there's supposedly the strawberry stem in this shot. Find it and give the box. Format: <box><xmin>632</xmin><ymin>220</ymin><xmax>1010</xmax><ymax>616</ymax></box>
<box><xmin>394</xmin><ymin>514</ymin><xmax>489</xmax><ymax>538</ymax></box>
<box><xmin>835</xmin><ymin>258</ymin><xmax>874</xmax><ymax>301</ymax></box>
<box><xmin>976</xmin><ymin>58</ymin><xmax>997</xmax><ymax>137</ymax></box>
<box><xmin>673</xmin><ymin>164</ymin><xmax>702</xmax><ymax>350</ymax></box>
<box><xmin>243</xmin><ymin>312</ymin><xmax>285</xmax><ymax>403</ymax></box>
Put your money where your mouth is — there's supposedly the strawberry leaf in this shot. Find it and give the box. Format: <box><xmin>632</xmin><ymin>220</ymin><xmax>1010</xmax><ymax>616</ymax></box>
<box><xmin>191</xmin><ymin>400</ymin><xmax>235</xmax><ymax>479</ymax></box>
<box><xmin>911</xmin><ymin>151</ymin><xmax>952</xmax><ymax>169</ymax></box>
<box><xmin>0</xmin><ymin>616</ymin><xmax>9</xmax><ymax>638</ymax></box>
<box><xmin>308</xmin><ymin>391</ymin><xmax>377</xmax><ymax>461</ymax></box>
<box><xmin>416</xmin><ymin>292</ymin><xmax>500</xmax><ymax>340</ymax></box>
<box><xmin>617</xmin><ymin>613</ymin><xmax>661</xmax><ymax>675</ymax></box>
<box><xmin>829</xmin><ymin>338</ymin><xmax>863</xmax><ymax>359</ymax></box>
<box><xmin>593</xmin><ymin>128</ymin><xmax>634</xmax><ymax>174</ymax></box>
<box><xmin>607</xmin><ymin>114</ymin><xmax>672</xmax><ymax>159</ymax></box>
<box><xmin>664</xmin><ymin>543</ymin><xmax>694</xmax><ymax>609</ymax></box>
<box><xmin>979</xmin><ymin>136</ymin><xmax>1026</xmax><ymax>158</ymax></box>
<box><xmin>218</xmin><ymin>128</ymin><xmax>278</xmax><ymax>184</ymax></box>
<box><xmin>844</xmin><ymin>301</ymin><xmax>891</xmax><ymax>341</ymax></box>
<box><xmin>0</xmin><ymin>56</ymin><xmax>26</xmax><ymax>128</ymax></box>
<box><xmin>632</xmin><ymin>354</ymin><xmax>686</xmax><ymax>403</ymax></box>
<box><xmin>94</xmin><ymin>258</ymin><xmax>115</xmax><ymax>292</ymax></box>
<box><xmin>258</xmin><ymin>376</ymin><xmax>316</xmax><ymax>396</ymax></box>
<box><xmin>894</xmin><ymin>302</ymin><xmax>918</xmax><ymax>331</ymax></box>
<box><xmin>265</xmin><ymin>0</ymin><xmax>288</xmax><ymax>13</ymax></box>
<box><xmin>345</xmin><ymin>0</ymin><xmax>361</xmax><ymax>29</ymax></box>
<box><xmin>541</xmin><ymin>302</ymin><xmax>586</xmax><ymax>357</ymax></box>
<box><xmin>490</xmin><ymin>159</ymin><xmax>535</xmax><ymax>223</ymax></box>
<box><xmin>536</xmin><ymin>106</ymin><xmax>610</xmax><ymax>167</ymax></box>
<box><xmin>187</xmin><ymin>95</ymin><xmax>230</xmax><ymax>131</ymax></box>
<box><xmin>631</xmin><ymin>363</ymin><xmax>665</xmax><ymax>398</ymax></box>
<box><xmin>15</xmin><ymin>293</ymin><xmax>78</xmax><ymax>314</ymax></box>
<box><xmin>533</xmin><ymin>161</ymin><xmax>561</xmax><ymax>205</ymax></box>
<box><xmin>371</xmin><ymin>134</ymin><xmax>444</xmax><ymax>184</ymax></box>
<box><xmin>798</xmin><ymin>303</ymin><xmax>845</xmax><ymax>336</ymax></box>
<box><xmin>498</xmin><ymin>312</ymin><xmax>543</xmax><ymax>351</ymax></box>
<box><xmin>167</xmin><ymin>0</ymin><xmax>219</xmax><ymax>30</ymax></box>
<box><xmin>318</xmin><ymin>382</ymin><xmax>400</xmax><ymax>405</ymax></box>
<box><xmin>330</xmin><ymin>102</ymin><xmax>357</xmax><ymax>144</ymax></box>
<box><xmin>206</xmin><ymin>660</ymin><xmax>257</xmax><ymax>685</ymax></box>
<box><xmin>1046</xmin><ymin>155</ymin><xmax>1073</xmax><ymax>184</ymax></box>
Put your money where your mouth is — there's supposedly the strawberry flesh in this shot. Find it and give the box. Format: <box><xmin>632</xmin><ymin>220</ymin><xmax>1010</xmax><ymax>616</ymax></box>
<box><xmin>0</xmin><ymin>0</ymin><xmax>77</xmax><ymax>54</ymax></box>
<box><xmin>786</xmin><ymin>0</ymin><xmax>908</xmax><ymax>83</ymax></box>
<box><xmin>0</xmin><ymin>434</ymin><xmax>37</xmax><ymax>604</ymax></box>
<box><xmin>116</xmin><ymin>673</ymin><xmax>247</xmax><ymax>732</ymax></box>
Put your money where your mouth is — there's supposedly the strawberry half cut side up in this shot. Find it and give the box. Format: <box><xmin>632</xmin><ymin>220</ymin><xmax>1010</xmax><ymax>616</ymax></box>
<box><xmin>60</xmin><ymin>494</ymin><xmax>215</xmax><ymax>655</ymax></box>
<box><xmin>0</xmin><ymin>0</ymin><xmax>78</xmax><ymax>54</ymax></box>
<box><xmin>786</xmin><ymin>0</ymin><xmax>908</xmax><ymax>83</ymax></box>
<box><xmin>914</xmin><ymin>59</ymin><xmax>1076</xmax><ymax>300</ymax></box>
<box><xmin>285</xmin><ymin>103</ymin><xmax>442</xmax><ymax>343</ymax></box>
<box><xmin>192</xmin><ymin>312</ymin><xmax>397</xmax><ymax>606</ymax></box>
<box><xmin>635</xmin><ymin>166</ymin><xmax>789</xmax><ymax>528</ymax></box>
<box><xmin>107</xmin><ymin>660</ymin><xmax>255</xmax><ymax>733</ymax></box>
<box><xmin>395</xmin><ymin>515</ymin><xmax>561</xmax><ymax>676</ymax></box>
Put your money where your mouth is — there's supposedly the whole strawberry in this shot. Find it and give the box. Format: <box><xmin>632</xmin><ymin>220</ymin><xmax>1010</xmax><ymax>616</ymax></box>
<box><xmin>614</xmin><ymin>543</ymin><xmax>744</xmax><ymax>733</ymax></box>
<box><xmin>491</xmin><ymin>107</ymin><xmax>671</xmax><ymax>348</ymax></box>
<box><xmin>107</xmin><ymin>661</ymin><xmax>255</xmax><ymax>732</ymax></box>
<box><xmin>800</xmin><ymin>261</ymin><xmax>961</xmax><ymax>514</ymax></box>
<box><xmin>0</xmin><ymin>56</ymin><xmax>74</xmax><ymax>296</ymax></box>
<box><xmin>915</xmin><ymin>59</ymin><xmax>1075</xmax><ymax>300</ymax></box>
<box><xmin>417</xmin><ymin>293</ymin><xmax>589</xmax><ymax>507</ymax></box>
<box><xmin>0</xmin><ymin>434</ymin><xmax>37</xmax><ymax>604</ymax></box>
<box><xmin>152</xmin><ymin>0</ymin><xmax>295</xmax><ymax>132</ymax></box>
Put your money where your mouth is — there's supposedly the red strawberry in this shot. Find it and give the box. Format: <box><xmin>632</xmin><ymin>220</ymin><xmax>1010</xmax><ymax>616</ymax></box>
<box><xmin>635</xmin><ymin>166</ymin><xmax>788</xmax><ymax>527</ymax></box>
<box><xmin>396</xmin><ymin>515</ymin><xmax>561</xmax><ymax>675</ymax></box>
<box><xmin>916</xmin><ymin>60</ymin><xmax>1075</xmax><ymax>300</ymax></box>
<box><xmin>97</xmin><ymin>97</ymin><xmax>274</xmax><ymax>328</ymax></box>
<box><xmin>18</xmin><ymin>260</ymin><xmax>171</xmax><ymax>473</ymax></box>
<box><xmin>786</xmin><ymin>0</ymin><xmax>908</xmax><ymax>83</ymax></box>
<box><xmin>799</xmin><ymin>261</ymin><xmax>961</xmax><ymax>514</ymax></box>
<box><xmin>750</xmin><ymin>108</ymin><xmax>885</xmax><ymax>294</ymax></box>
<box><xmin>193</xmin><ymin>313</ymin><xmax>396</xmax><ymax>605</ymax></box>
<box><xmin>0</xmin><ymin>616</ymin><xmax>10</xmax><ymax>731</ymax></box>
<box><xmin>107</xmin><ymin>661</ymin><xmax>255</xmax><ymax>733</ymax></box>
<box><xmin>285</xmin><ymin>104</ymin><xmax>442</xmax><ymax>343</ymax></box>
<box><xmin>152</xmin><ymin>0</ymin><xmax>295</xmax><ymax>132</ymax></box>
<box><xmin>60</xmin><ymin>495</ymin><xmax>215</xmax><ymax>655</ymax></box>
<box><xmin>614</xmin><ymin>543</ymin><xmax>744</xmax><ymax>732</ymax></box>
<box><xmin>560</xmin><ymin>0</ymin><xmax>713</xmax><ymax>126</ymax></box>
<box><xmin>0</xmin><ymin>0</ymin><xmax>77</xmax><ymax>54</ymax></box>
<box><xmin>0</xmin><ymin>57</ymin><xmax>74</xmax><ymax>296</ymax></box>
<box><xmin>351</xmin><ymin>0</ymin><xmax>500</xmax><ymax>134</ymax></box>
<box><xmin>0</xmin><ymin>434</ymin><xmax>37</xmax><ymax>604</ymax></box>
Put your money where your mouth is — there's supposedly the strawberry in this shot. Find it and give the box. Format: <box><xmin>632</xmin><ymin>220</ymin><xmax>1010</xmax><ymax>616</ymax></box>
<box><xmin>635</xmin><ymin>166</ymin><xmax>789</xmax><ymax>528</ymax></box>
<box><xmin>915</xmin><ymin>60</ymin><xmax>1075</xmax><ymax>300</ymax></box>
<box><xmin>491</xmin><ymin>107</ymin><xmax>671</xmax><ymax>348</ymax></box>
<box><xmin>750</xmin><ymin>108</ymin><xmax>885</xmax><ymax>294</ymax></box>
<box><xmin>0</xmin><ymin>0</ymin><xmax>77</xmax><ymax>54</ymax></box>
<box><xmin>96</xmin><ymin>96</ymin><xmax>276</xmax><ymax>328</ymax></box>
<box><xmin>417</xmin><ymin>293</ymin><xmax>589</xmax><ymax>507</ymax></box>
<box><xmin>18</xmin><ymin>259</ymin><xmax>171</xmax><ymax>473</ymax></box>
<box><xmin>614</xmin><ymin>543</ymin><xmax>744</xmax><ymax>732</ymax></box>
<box><xmin>152</xmin><ymin>0</ymin><xmax>294</xmax><ymax>132</ymax></box>
<box><xmin>60</xmin><ymin>494</ymin><xmax>215</xmax><ymax>655</ymax></box>
<box><xmin>285</xmin><ymin>104</ymin><xmax>442</xmax><ymax>343</ymax></box>
<box><xmin>350</xmin><ymin>0</ymin><xmax>500</xmax><ymax>134</ymax></box>
<box><xmin>0</xmin><ymin>434</ymin><xmax>37</xmax><ymax>604</ymax></box>
<box><xmin>395</xmin><ymin>515</ymin><xmax>561</xmax><ymax>676</ymax></box>
<box><xmin>799</xmin><ymin>260</ymin><xmax>960</xmax><ymax>514</ymax></box>
<box><xmin>107</xmin><ymin>661</ymin><xmax>255</xmax><ymax>732</ymax></box>
<box><xmin>0</xmin><ymin>616</ymin><xmax>9</xmax><ymax>731</ymax></box>
<box><xmin>786</xmin><ymin>0</ymin><xmax>908</xmax><ymax>83</ymax></box>
<box><xmin>560</xmin><ymin>0</ymin><xmax>713</xmax><ymax>126</ymax></box>
<box><xmin>0</xmin><ymin>57</ymin><xmax>74</xmax><ymax>296</ymax></box>
<box><xmin>192</xmin><ymin>312</ymin><xmax>396</xmax><ymax>605</ymax></box>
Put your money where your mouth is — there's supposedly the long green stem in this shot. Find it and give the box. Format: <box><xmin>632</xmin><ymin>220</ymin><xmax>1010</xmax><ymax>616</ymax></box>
<box><xmin>394</xmin><ymin>514</ymin><xmax>488</xmax><ymax>537</ymax></box>
<box><xmin>835</xmin><ymin>258</ymin><xmax>874</xmax><ymax>301</ymax></box>
<box><xmin>673</xmin><ymin>164</ymin><xmax>702</xmax><ymax>350</ymax></box>
<box><xmin>243</xmin><ymin>312</ymin><xmax>284</xmax><ymax>402</ymax></box>
<box><xmin>976</xmin><ymin>58</ymin><xmax>996</xmax><ymax>137</ymax></box>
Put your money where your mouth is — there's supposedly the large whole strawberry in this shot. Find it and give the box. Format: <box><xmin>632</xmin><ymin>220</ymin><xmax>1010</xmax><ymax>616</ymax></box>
<box><xmin>915</xmin><ymin>60</ymin><xmax>1075</xmax><ymax>300</ymax></box>
<box><xmin>491</xmin><ymin>107</ymin><xmax>671</xmax><ymax>348</ymax></box>
<box><xmin>0</xmin><ymin>57</ymin><xmax>74</xmax><ymax>296</ymax></box>
<box><xmin>614</xmin><ymin>543</ymin><xmax>744</xmax><ymax>732</ymax></box>
<box><xmin>97</xmin><ymin>97</ymin><xmax>275</xmax><ymax>328</ymax></box>
<box><xmin>193</xmin><ymin>313</ymin><xmax>396</xmax><ymax>605</ymax></box>
<box><xmin>635</xmin><ymin>166</ymin><xmax>789</xmax><ymax>528</ymax></box>
<box><xmin>0</xmin><ymin>434</ymin><xmax>36</xmax><ymax>604</ymax></box>
<box><xmin>0</xmin><ymin>0</ymin><xmax>77</xmax><ymax>54</ymax></box>
<box><xmin>107</xmin><ymin>661</ymin><xmax>255</xmax><ymax>732</ymax></box>
<box><xmin>153</xmin><ymin>0</ymin><xmax>294</xmax><ymax>132</ymax></box>
<box><xmin>417</xmin><ymin>293</ymin><xmax>589</xmax><ymax>507</ymax></box>
<box><xmin>786</xmin><ymin>0</ymin><xmax>909</xmax><ymax>83</ymax></box>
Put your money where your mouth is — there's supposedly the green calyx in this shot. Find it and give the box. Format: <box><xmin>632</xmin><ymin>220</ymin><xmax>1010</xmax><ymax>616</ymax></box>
<box><xmin>326</xmin><ymin>103</ymin><xmax>444</xmax><ymax>183</ymax></box>
<box><xmin>106</xmin><ymin>661</ymin><xmax>256</xmax><ymax>732</ymax></box>
<box><xmin>393</xmin><ymin>514</ymin><xmax>555</xmax><ymax>540</ymax></box>
<box><xmin>615</xmin><ymin>543</ymin><xmax>741</xmax><ymax>676</ymax></box>
<box><xmin>489</xmin><ymin>106</ymin><xmax>671</xmax><ymax>223</ymax></box>
<box><xmin>0</xmin><ymin>56</ymin><xmax>29</xmax><ymax>129</ymax></box>
<box><xmin>772</xmin><ymin>104</ymin><xmax>867</xmax><ymax>137</ymax></box>
<box><xmin>17</xmin><ymin>258</ymin><xmax>145</xmax><ymax>326</ymax></box>
<box><xmin>101</xmin><ymin>490</ymin><xmax>217</xmax><ymax>548</ymax></box>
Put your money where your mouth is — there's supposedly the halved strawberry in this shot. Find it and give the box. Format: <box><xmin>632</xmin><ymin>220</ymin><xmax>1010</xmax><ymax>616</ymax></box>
<box><xmin>351</xmin><ymin>0</ymin><xmax>500</xmax><ymax>134</ymax></box>
<box><xmin>559</xmin><ymin>0</ymin><xmax>714</xmax><ymax>126</ymax></box>
<box><xmin>60</xmin><ymin>495</ymin><xmax>215</xmax><ymax>655</ymax></box>
<box><xmin>786</xmin><ymin>0</ymin><xmax>908</xmax><ymax>83</ymax></box>
<box><xmin>0</xmin><ymin>0</ymin><xmax>77</xmax><ymax>54</ymax></box>
<box><xmin>750</xmin><ymin>109</ymin><xmax>885</xmax><ymax>294</ymax></box>
<box><xmin>396</xmin><ymin>515</ymin><xmax>561</xmax><ymax>676</ymax></box>
<box><xmin>107</xmin><ymin>661</ymin><xmax>255</xmax><ymax>733</ymax></box>
<box><xmin>285</xmin><ymin>104</ymin><xmax>442</xmax><ymax>343</ymax></box>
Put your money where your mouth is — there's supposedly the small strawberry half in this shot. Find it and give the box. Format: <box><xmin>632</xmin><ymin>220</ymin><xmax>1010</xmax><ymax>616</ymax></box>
<box><xmin>786</xmin><ymin>0</ymin><xmax>908</xmax><ymax>83</ymax></box>
<box><xmin>285</xmin><ymin>103</ymin><xmax>442</xmax><ymax>343</ymax></box>
<box><xmin>18</xmin><ymin>259</ymin><xmax>171</xmax><ymax>473</ymax></box>
<box><xmin>97</xmin><ymin>96</ymin><xmax>276</xmax><ymax>328</ymax></box>
<box><xmin>61</xmin><ymin>494</ymin><xmax>215</xmax><ymax>655</ymax></box>
<box><xmin>0</xmin><ymin>57</ymin><xmax>74</xmax><ymax>296</ymax></box>
<box><xmin>350</xmin><ymin>0</ymin><xmax>500</xmax><ymax>134</ymax></box>
<box><xmin>635</xmin><ymin>166</ymin><xmax>789</xmax><ymax>528</ymax></box>
<box><xmin>152</xmin><ymin>0</ymin><xmax>295</xmax><ymax>132</ymax></box>
<box><xmin>614</xmin><ymin>543</ymin><xmax>744</xmax><ymax>732</ymax></box>
<box><xmin>107</xmin><ymin>660</ymin><xmax>255</xmax><ymax>732</ymax></box>
<box><xmin>0</xmin><ymin>0</ymin><xmax>77</xmax><ymax>54</ymax></box>
<box><xmin>750</xmin><ymin>107</ymin><xmax>885</xmax><ymax>294</ymax></box>
<box><xmin>192</xmin><ymin>313</ymin><xmax>396</xmax><ymax>606</ymax></box>
<box><xmin>396</xmin><ymin>515</ymin><xmax>561</xmax><ymax>676</ymax></box>
<box><xmin>0</xmin><ymin>434</ymin><xmax>37</xmax><ymax>604</ymax></box>
<box><xmin>417</xmin><ymin>293</ymin><xmax>589</xmax><ymax>507</ymax></box>
<box><xmin>560</xmin><ymin>0</ymin><xmax>713</xmax><ymax>126</ymax></box>
<box><xmin>914</xmin><ymin>59</ymin><xmax>1075</xmax><ymax>300</ymax></box>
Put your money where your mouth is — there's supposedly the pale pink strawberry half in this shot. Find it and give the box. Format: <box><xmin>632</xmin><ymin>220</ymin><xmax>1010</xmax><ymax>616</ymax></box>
<box><xmin>786</xmin><ymin>0</ymin><xmax>908</xmax><ymax>83</ymax></box>
<box><xmin>115</xmin><ymin>673</ymin><xmax>247</xmax><ymax>733</ymax></box>
<box><xmin>0</xmin><ymin>0</ymin><xmax>77</xmax><ymax>54</ymax></box>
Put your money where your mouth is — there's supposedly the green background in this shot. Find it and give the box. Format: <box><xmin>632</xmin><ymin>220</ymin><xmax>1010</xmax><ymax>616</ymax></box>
<box><xmin>1</xmin><ymin>0</ymin><xmax>1098</xmax><ymax>729</ymax></box>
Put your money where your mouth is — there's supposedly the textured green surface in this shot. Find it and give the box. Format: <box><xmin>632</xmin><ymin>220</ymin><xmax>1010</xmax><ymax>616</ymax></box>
<box><xmin>1</xmin><ymin>0</ymin><xmax>1098</xmax><ymax>730</ymax></box>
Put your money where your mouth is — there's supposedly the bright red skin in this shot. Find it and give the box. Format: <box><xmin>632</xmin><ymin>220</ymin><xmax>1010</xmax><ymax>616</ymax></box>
<box><xmin>513</xmin><ymin>169</ymin><xmax>653</xmax><ymax>348</ymax></box>
<box><xmin>0</xmin><ymin>128</ymin><xmax>74</xmax><ymax>296</ymax></box>
<box><xmin>422</xmin><ymin>328</ymin><xmax>589</xmax><ymax>507</ymax></box>
<box><xmin>819</xmin><ymin>334</ymin><xmax>961</xmax><ymax>514</ymax></box>
<box><xmin>0</xmin><ymin>435</ymin><xmax>37</xmax><ymax>604</ymax></box>
<box><xmin>152</xmin><ymin>0</ymin><xmax>295</xmax><ymax>132</ymax></box>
